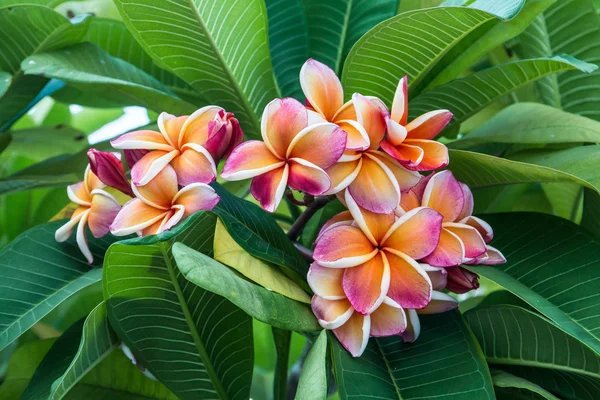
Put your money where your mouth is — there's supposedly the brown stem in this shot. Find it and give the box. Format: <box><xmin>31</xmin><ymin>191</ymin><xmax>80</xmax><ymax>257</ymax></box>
<box><xmin>286</xmin><ymin>195</ymin><xmax>334</xmax><ymax>241</ymax></box>
<box><xmin>294</xmin><ymin>243</ymin><xmax>314</xmax><ymax>262</ymax></box>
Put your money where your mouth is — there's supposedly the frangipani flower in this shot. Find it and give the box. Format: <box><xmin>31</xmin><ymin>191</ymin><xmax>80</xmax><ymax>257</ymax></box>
<box><xmin>55</xmin><ymin>166</ymin><xmax>121</xmax><ymax>263</ymax></box>
<box><xmin>221</xmin><ymin>98</ymin><xmax>346</xmax><ymax>212</ymax></box>
<box><xmin>380</xmin><ymin>76</ymin><xmax>452</xmax><ymax>171</ymax></box>
<box><xmin>311</xmin><ymin>191</ymin><xmax>442</xmax><ymax>316</ymax></box>
<box><xmin>111</xmin><ymin>106</ymin><xmax>238</xmax><ymax>186</ymax></box>
<box><xmin>445</xmin><ymin>266</ymin><xmax>479</xmax><ymax>294</ymax></box>
<box><xmin>399</xmin><ymin>170</ymin><xmax>506</xmax><ymax>266</ymax></box>
<box><xmin>110</xmin><ymin>165</ymin><xmax>219</xmax><ymax>236</ymax></box>
<box><xmin>87</xmin><ymin>149</ymin><xmax>134</xmax><ymax>196</ymax></box>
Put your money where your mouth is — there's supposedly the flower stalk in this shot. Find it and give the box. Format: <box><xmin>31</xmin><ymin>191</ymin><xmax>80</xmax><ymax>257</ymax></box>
<box><xmin>286</xmin><ymin>195</ymin><xmax>335</xmax><ymax>241</ymax></box>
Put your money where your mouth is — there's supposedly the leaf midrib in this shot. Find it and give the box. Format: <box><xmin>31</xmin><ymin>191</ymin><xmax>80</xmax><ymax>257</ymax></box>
<box><xmin>186</xmin><ymin>0</ymin><xmax>262</xmax><ymax>135</ymax></box>
<box><xmin>486</xmin><ymin>357</ymin><xmax>600</xmax><ymax>380</ymax></box>
<box><xmin>374</xmin><ymin>339</ymin><xmax>404</xmax><ymax>399</ymax></box>
<box><xmin>161</xmin><ymin>243</ymin><xmax>228</xmax><ymax>400</ymax></box>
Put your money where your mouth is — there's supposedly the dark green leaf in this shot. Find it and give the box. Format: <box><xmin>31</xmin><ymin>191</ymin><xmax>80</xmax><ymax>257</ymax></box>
<box><xmin>0</xmin><ymin>220</ymin><xmax>119</xmax><ymax>352</ymax></box>
<box><xmin>272</xmin><ymin>327</ymin><xmax>291</xmax><ymax>400</ymax></box>
<box><xmin>0</xmin><ymin>340</ymin><xmax>54</xmax><ymax>398</ymax></box>
<box><xmin>172</xmin><ymin>242</ymin><xmax>320</xmax><ymax>332</ymax></box>
<box><xmin>0</xmin><ymin>71</ymin><xmax>9</xmax><ymax>97</ymax></box>
<box><xmin>331</xmin><ymin>311</ymin><xmax>494</xmax><ymax>399</ymax></box>
<box><xmin>296</xmin><ymin>330</ymin><xmax>328</xmax><ymax>400</ymax></box>
<box><xmin>582</xmin><ymin>187</ymin><xmax>600</xmax><ymax>239</ymax></box>
<box><xmin>465</xmin><ymin>212</ymin><xmax>600</xmax><ymax>355</ymax></box>
<box><xmin>491</xmin><ymin>369</ymin><xmax>559</xmax><ymax>400</ymax></box>
<box><xmin>104</xmin><ymin>212</ymin><xmax>254</xmax><ymax>400</ymax></box>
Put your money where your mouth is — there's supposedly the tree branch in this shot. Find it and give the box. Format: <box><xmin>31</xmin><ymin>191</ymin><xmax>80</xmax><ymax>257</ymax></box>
<box><xmin>287</xmin><ymin>195</ymin><xmax>334</xmax><ymax>241</ymax></box>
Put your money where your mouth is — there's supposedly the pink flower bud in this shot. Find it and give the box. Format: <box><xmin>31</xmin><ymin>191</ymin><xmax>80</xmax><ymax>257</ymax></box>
<box><xmin>87</xmin><ymin>149</ymin><xmax>134</xmax><ymax>197</ymax></box>
<box><xmin>445</xmin><ymin>266</ymin><xmax>479</xmax><ymax>294</ymax></box>
<box><xmin>124</xmin><ymin>149</ymin><xmax>149</xmax><ymax>170</ymax></box>
<box><xmin>204</xmin><ymin>110</ymin><xmax>244</xmax><ymax>162</ymax></box>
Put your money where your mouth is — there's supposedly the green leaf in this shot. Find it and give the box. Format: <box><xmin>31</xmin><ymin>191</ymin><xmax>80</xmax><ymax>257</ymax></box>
<box><xmin>341</xmin><ymin>5</ymin><xmax>530</xmax><ymax>102</ymax></box>
<box><xmin>0</xmin><ymin>75</ymin><xmax>48</xmax><ymax>132</ymax></box>
<box><xmin>410</xmin><ymin>56</ymin><xmax>597</xmax><ymax>133</ymax></box>
<box><xmin>331</xmin><ymin>311</ymin><xmax>494</xmax><ymax>399</ymax></box>
<box><xmin>22</xmin><ymin>43</ymin><xmax>196</xmax><ymax>115</ymax></box>
<box><xmin>3</xmin><ymin>125</ymin><xmax>87</xmax><ymax>160</ymax></box>
<box><xmin>103</xmin><ymin>212</ymin><xmax>254</xmax><ymax>400</ymax></box>
<box><xmin>0</xmin><ymin>220</ymin><xmax>119</xmax><ymax>352</ymax></box>
<box><xmin>452</xmin><ymin>103</ymin><xmax>600</xmax><ymax>149</ymax></box>
<box><xmin>491</xmin><ymin>369</ymin><xmax>559</xmax><ymax>400</ymax></box>
<box><xmin>0</xmin><ymin>132</ymin><xmax>11</xmax><ymax>155</ymax></box>
<box><xmin>172</xmin><ymin>242</ymin><xmax>321</xmax><ymax>332</ymax></box>
<box><xmin>296</xmin><ymin>330</ymin><xmax>328</xmax><ymax>400</ymax></box>
<box><xmin>518</xmin><ymin>0</ymin><xmax>600</xmax><ymax>121</ymax></box>
<box><xmin>112</xmin><ymin>0</ymin><xmax>280</xmax><ymax>139</ymax></box>
<box><xmin>265</xmin><ymin>0</ymin><xmax>309</xmax><ymax>99</ymax></box>
<box><xmin>272</xmin><ymin>327</ymin><xmax>291</xmax><ymax>400</ymax></box>
<box><xmin>465</xmin><ymin>305</ymin><xmax>600</xmax><ymax>377</ymax></box>
<box><xmin>303</xmin><ymin>0</ymin><xmax>399</xmax><ymax>74</ymax></box>
<box><xmin>0</xmin><ymin>71</ymin><xmax>10</xmax><ymax>97</ymax></box>
<box><xmin>214</xmin><ymin>219</ymin><xmax>311</xmax><ymax>303</ymax></box>
<box><xmin>212</xmin><ymin>183</ymin><xmax>309</xmax><ymax>288</ymax></box>
<box><xmin>582</xmin><ymin>187</ymin><xmax>600</xmax><ymax>238</ymax></box>
<box><xmin>448</xmin><ymin>149</ymin><xmax>599</xmax><ymax>193</ymax></box>
<box><xmin>465</xmin><ymin>212</ymin><xmax>600</xmax><ymax>355</ymax></box>
<box><xmin>0</xmin><ymin>340</ymin><xmax>54</xmax><ymax>398</ymax></box>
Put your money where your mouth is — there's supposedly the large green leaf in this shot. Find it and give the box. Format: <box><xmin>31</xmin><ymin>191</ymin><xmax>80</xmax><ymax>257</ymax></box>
<box><xmin>172</xmin><ymin>242</ymin><xmax>320</xmax><ymax>331</ymax></box>
<box><xmin>84</xmin><ymin>18</ymin><xmax>204</xmax><ymax>105</ymax></box>
<box><xmin>331</xmin><ymin>311</ymin><xmax>494</xmax><ymax>399</ymax></box>
<box><xmin>491</xmin><ymin>369</ymin><xmax>559</xmax><ymax>400</ymax></box>
<box><xmin>265</xmin><ymin>0</ymin><xmax>309</xmax><ymax>99</ymax></box>
<box><xmin>103</xmin><ymin>212</ymin><xmax>254</xmax><ymax>400</ymax></box>
<box><xmin>0</xmin><ymin>340</ymin><xmax>54</xmax><ymax>398</ymax></box>
<box><xmin>272</xmin><ymin>327</ymin><xmax>291</xmax><ymax>400</ymax></box>
<box><xmin>0</xmin><ymin>71</ymin><xmax>9</xmax><ymax>97</ymax></box>
<box><xmin>448</xmin><ymin>149</ymin><xmax>599</xmax><ymax>192</ymax></box>
<box><xmin>22</xmin><ymin>43</ymin><xmax>195</xmax><ymax>114</ymax></box>
<box><xmin>409</xmin><ymin>56</ymin><xmax>597</xmax><ymax>133</ymax></box>
<box><xmin>582</xmin><ymin>187</ymin><xmax>600</xmax><ymax>238</ymax></box>
<box><xmin>0</xmin><ymin>220</ymin><xmax>119</xmax><ymax>352</ymax></box>
<box><xmin>296</xmin><ymin>330</ymin><xmax>328</xmax><ymax>400</ymax></box>
<box><xmin>341</xmin><ymin>4</ymin><xmax>536</xmax><ymax>103</ymax></box>
<box><xmin>518</xmin><ymin>0</ymin><xmax>600</xmax><ymax>120</ymax></box>
<box><xmin>452</xmin><ymin>103</ymin><xmax>600</xmax><ymax>149</ymax></box>
<box><xmin>212</xmin><ymin>183</ymin><xmax>309</xmax><ymax>287</ymax></box>
<box><xmin>112</xmin><ymin>0</ymin><xmax>280</xmax><ymax>138</ymax></box>
<box><xmin>465</xmin><ymin>212</ymin><xmax>600</xmax><ymax>355</ymax></box>
<box><xmin>303</xmin><ymin>0</ymin><xmax>399</xmax><ymax>75</ymax></box>
<box><xmin>2</xmin><ymin>125</ymin><xmax>87</xmax><ymax>161</ymax></box>
<box><xmin>465</xmin><ymin>305</ymin><xmax>600</xmax><ymax>378</ymax></box>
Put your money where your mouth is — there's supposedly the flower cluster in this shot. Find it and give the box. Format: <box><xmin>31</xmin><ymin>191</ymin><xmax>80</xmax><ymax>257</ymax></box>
<box><xmin>56</xmin><ymin>107</ymin><xmax>241</xmax><ymax>262</ymax></box>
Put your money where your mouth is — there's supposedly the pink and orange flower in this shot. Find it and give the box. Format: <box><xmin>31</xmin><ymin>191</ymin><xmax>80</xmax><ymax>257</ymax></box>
<box><xmin>55</xmin><ymin>165</ymin><xmax>121</xmax><ymax>263</ymax></box>
<box><xmin>380</xmin><ymin>76</ymin><xmax>452</xmax><ymax>171</ymax></box>
<box><xmin>399</xmin><ymin>170</ymin><xmax>506</xmax><ymax>267</ymax></box>
<box><xmin>221</xmin><ymin>98</ymin><xmax>346</xmax><ymax>212</ymax></box>
<box><xmin>111</xmin><ymin>106</ymin><xmax>242</xmax><ymax>186</ymax></box>
<box><xmin>110</xmin><ymin>165</ymin><xmax>219</xmax><ymax>237</ymax></box>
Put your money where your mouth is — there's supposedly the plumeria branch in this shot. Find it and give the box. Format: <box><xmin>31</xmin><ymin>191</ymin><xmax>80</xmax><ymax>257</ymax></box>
<box><xmin>294</xmin><ymin>242</ymin><xmax>314</xmax><ymax>262</ymax></box>
<box><xmin>286</xmin><ymin>195</ymin><xmax>335</xmax><ymax>241</ymax></box>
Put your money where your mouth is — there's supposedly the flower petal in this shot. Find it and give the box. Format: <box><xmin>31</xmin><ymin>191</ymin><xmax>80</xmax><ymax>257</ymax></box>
<box><xmin>406</xmin><ymin>110</ymin><xmax>453</xmax><ymax>140</ymax></box>
<box><xmin>313</xmin><ymin>225</ymin><xmax>377</xmax><ymax>268</ymax></box>
<box><xmin>343</xmin><ymin>252</ymin><xmax>390</xmax><ymax>314</ymax></box>
<box><xmin>333</xmin><ymin>312</ymin><xmax>370</xmax><ymax>357</ymax></box>
<box><xmin>288</xmin><ymin>122</ymin><xmax>346</xmax><ymax>169</ymax></box>
<box><xmin>422</xmin><ymin>170</ymin><xmax>464</xmax><ymax>222</ymax></box>
<box><xmin>445</xmin><ymin>266</ymin><xmax>479</xmax><ymax>294</ymax></box>
<box><xmin>324</xmin><ymin>158</ymin><xmax>362</xmax><ymax>195</ymax></box>
<box><xmin>76</xmin><ymin>210</ymin><xmax>93</xmax><ymax>263</ymax></box>
<box><xmin>140</xmin><ymin>212</ymin><xmax>170</xmax><ymax>237</ymax></box>
<box><xmin>124</xmin><ymin>149</ymin><xmax>148</xmax><ymax>170</ymax></box>
<box><xmin>110</xmin><ymin>130</ymin><xmax>173</xmax><ymax>151</ymax></box>
<box><xmin>172</xmin><ymin>144</ymin><xmax>217</xmax><ymax>185</ymax></box>
<box><xmin>158</xmin><ymin>112</ymin><xmax>187</xmax><ymax>148</ymax></box>
<box><xmin>55</xmin><ymin>207</ymin><xmax>86</xmax><ymax>242</ymax></box>
<box><xmin>399</xmin><ymin>188</ymin><xmax>421</xmax><ymax>213</ymax></box>
<box><xmin>391</xmin><ymin>76</ymin><xmax>408</xmax><ymax>125</ymax></box>
<box><xmin>403</xmin><ymin>139</ymin><xmax>449</xmax><ymax>171</ymax></box>
<box><xmin>380</xmin><ymin>140</ymin><xmax>424</xmax><ymax>168</ymax></box>
<box><xmin>308</xmin><ymin>263</ymin><xmax>345</xmax><ymax>300</ymax></box>
<box><xmin>221</xmin><ymin>140</ymin><xmax>284</xmax><ymax>180</ymax></box>
<box><xmin>84</xmin><ymin>165</ymin><xmax>104</xmax><ymax>193</ymax></box>
<box><xmin>312</xmin><ymin>296</ymin><xmax>354</xmax><ymax>329</ymax></box>
<box><xmin>332</xmin><ymin>99</ymin><xmax>356</xmax><ymax>121</ymax></box>
<box><xmin>261</xmin><ymin>98</ymin><xmax>307</xmax><ymax>158</ymax></box>
<box><xmin>401</xmin><ymin>309</ymin><xmax>421</xmax><ymax>343</ymax></box>
<box><xmin>178</xmin><ymin>105</ymin><xmax>222</xmax><ymax>147</ymax></box>
<box><xmin>132</xmin><ymin>165</ymin><xmax>178</xmax><ymax>210</ymax></box>
<box><xmin>382</xmin><ymin>207</ymin><xmax>443</xmax><ymax>260</ymax></box>
<box><xmin>250</xmin><ymin>164</ymin><xmax>289</xmax><ymax>213</ymax></box>
<box><xmin>385</xmin><ymin>118</ymin><xmax>408</xmax><ymax>146</ymax></box>
<box><xmin>67</xmin><ymin>181</ymin><xmax>91</xmax><ymax>206</ymax></box>
<box><xmin>444</xmin><ymin>223</ymin><xmax>487</xmax><ymax>259</ymax></box>
<box><xmin>110</xmin><ymin>198</ymin><xmax>168</xmax><ymax>236</ymax></box>
<box><xmin>300</xmin><ymin>59</ymin><xmax>343</xmax><ymax>121</ymax></box>
<box><xmin>420</xmin><ymin>264</ymin><xmax>448</xmax><ymax>291</ymax></box>
<box><xmin>173</xmin><ymin>182</ymin><xmax>220</xmax><ymax>215</ymax></box>
<box><xmin>460</xmin><ymin>215</ymin><xmax>493</xmax><ymax>243</ymax></box>
<box><xmin>345</xmin><ymin>190</ymin><xmax>394</xmax><ymax>245</ymax></box>
<box><xmin>130</xmin><ymin>150</ymin><xmax>179</xmax><ymax>186</ymax></box>
<box><xmin>316</xmin><ymin>211</ymin><xmax>354</xmax><ymax>242</ymax></box>
<box><xmin>88</xmin><ymin>189</ymin><xmax>120</xmax><ymax>238</ymax></box>
<box><xmin>368</xmin><ymin>150</ymin><xmax>421</xmax><ymax>191</ymax></box>
<box><xmin>456</xmin><ymin>182</ymin><xmax>474</xmax><ymax>221</ymax></box>
<box><xmin>422</xmin><ymin>227</ymin><xmax>465</xmax><ymax>267</ymax></box>
<box><xmin>354</xmin><ymin>93</ymin><xmax>386</xmax><ymax>149</ymax></box>
<box><xmin>370</xmin><ymin>297</ymin><xmax>407</xmax><ymax>337</ymax></box>
<box><xmin>348</xmin><ymin>152</ymin><xmax>400</xmax><ymax>214</ymax></box>
<box><xmin>480</xmin><ymin>245</ymin><xmax>506</xmax><ymax>265</ymax></box>
<box><xmin>384</xmin><ymin>249</ymin><xmax>432</xmax><ymax>309</ymax></box>
<box><xmin>417</xmin><ymin>291</ymin><xmax>458</xmax><ymax>314</ymax></box>
<box><xmin>337</xmin><ymin>120</ymin><xmax>370</xmax><ymax>150</ymax></box>
<box><xmin>287</xmin><ymin>158</ymin><xmax>331</xmax><ymax>195</ymax></box>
